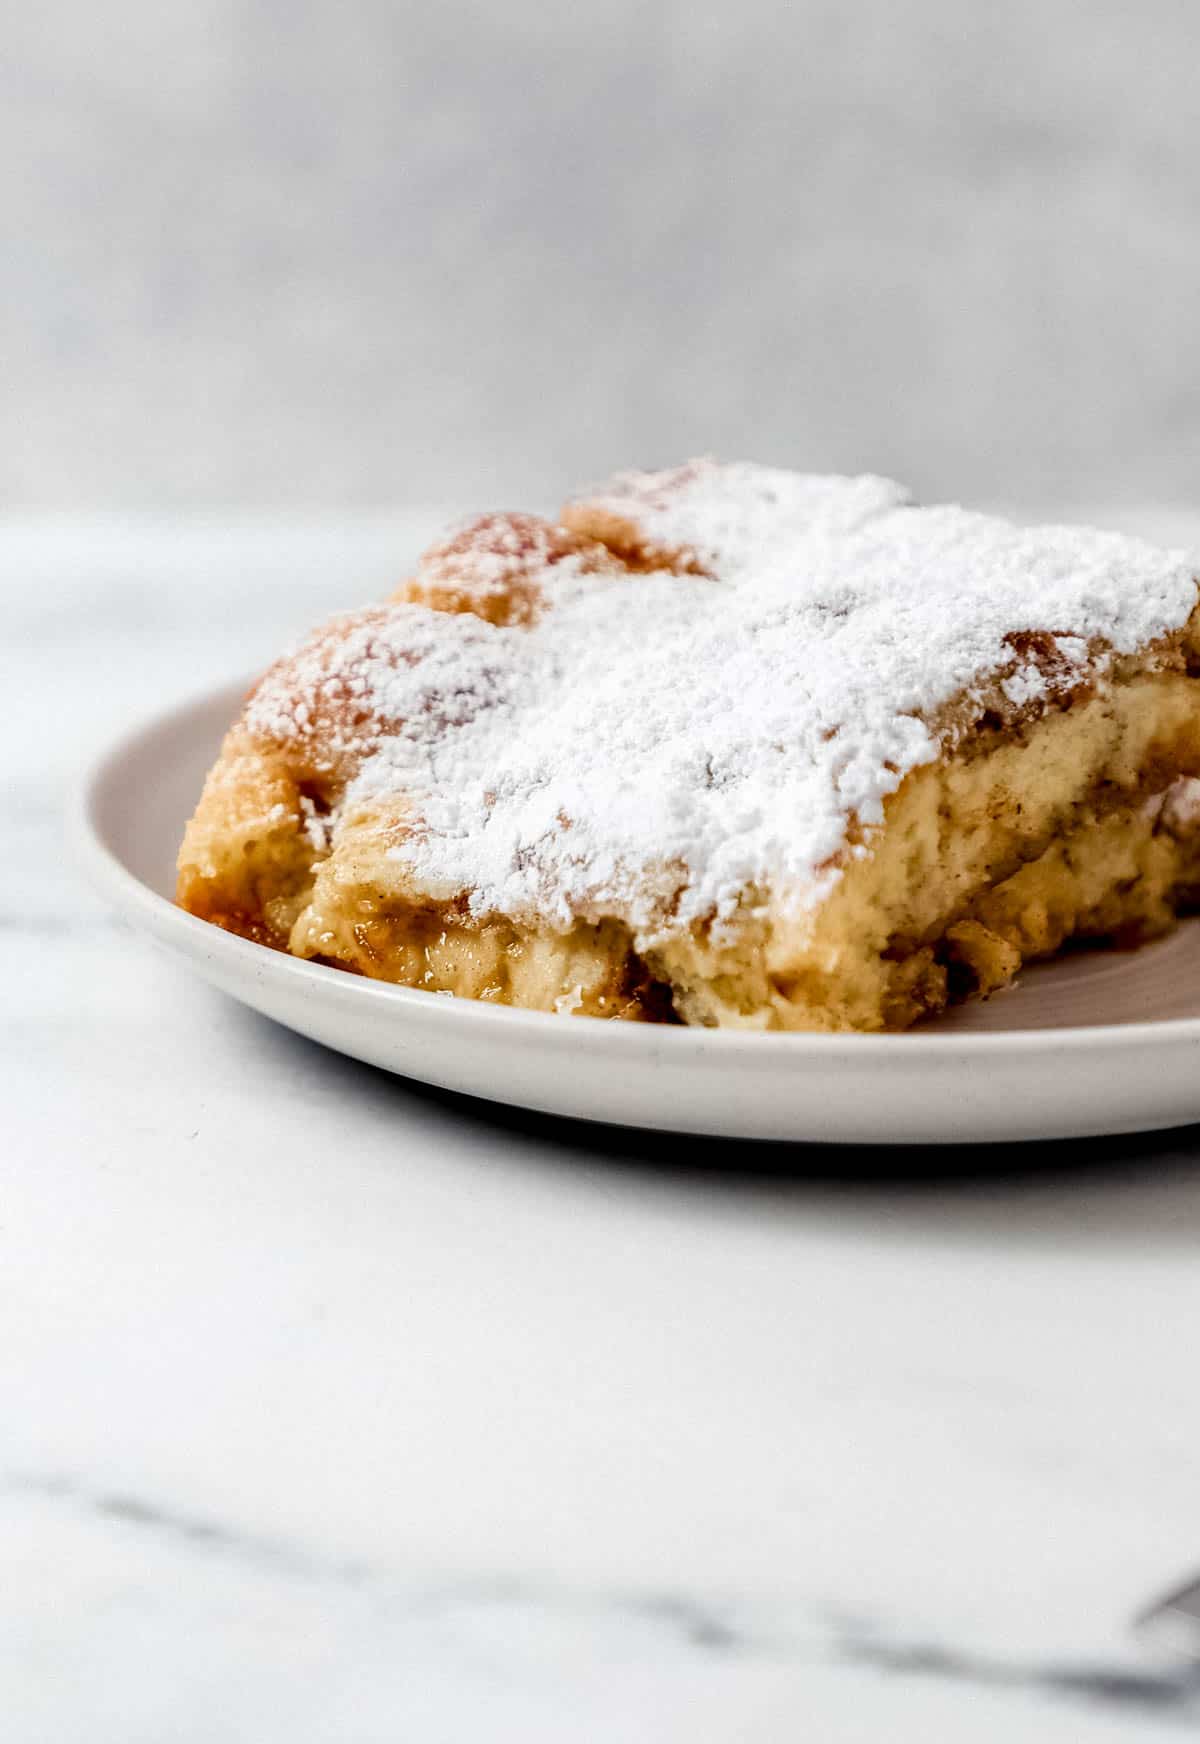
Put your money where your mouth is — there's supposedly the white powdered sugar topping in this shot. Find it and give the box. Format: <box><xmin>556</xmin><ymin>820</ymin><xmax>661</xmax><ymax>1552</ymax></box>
<box><xmin>1162</xmin><ymin>777</ymin><xmax>1200</xmax><ymax>832</ymax></box>
<box><xmin>246</xmin><ymin>463</ymin><xmax>1199</xmax><ymax>941</ymax></box>
<box><xmin>578</xmin><ymin>460</ymin><xmax>911</xmax><ymax>571</ymax></box>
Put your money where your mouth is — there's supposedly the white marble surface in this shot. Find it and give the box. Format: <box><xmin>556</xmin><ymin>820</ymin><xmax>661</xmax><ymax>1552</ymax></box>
<box><xmin>9</xmin><ymin>517</ymin><xmax>1200</xmax><ymax>1741</ymax></box>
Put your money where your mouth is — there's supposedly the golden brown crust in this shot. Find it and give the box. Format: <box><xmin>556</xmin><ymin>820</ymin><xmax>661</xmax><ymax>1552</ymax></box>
<box><xmin>394</xmin><ymin>512</ymin><xmax>621</xmax><ymax>625</ymax></box>
<box><xmin>560</xmin><ymin>502</ymin><xmax>709</xmax><ymax>576</ymax></box>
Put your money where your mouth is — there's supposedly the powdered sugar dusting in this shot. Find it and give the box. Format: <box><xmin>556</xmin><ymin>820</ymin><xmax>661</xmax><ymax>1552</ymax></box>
<box><xmin>403</xmin><ymin>511</ymin><xmax>618</xmax><ymax>623</ymax></box>
<box><xmin>575</xmin><ymin>460</ymin><xmax>910</xmax><ymax>574</ymax></box>
<box><xmin>1162</xmin><ymin>778</ymin><xmax>1200</xmax><ymax>833</ymax></box>
<box><xmin>245</xmin><ymin>465</ymin><xmax>1199</xmax><ymax>942</ymax></box>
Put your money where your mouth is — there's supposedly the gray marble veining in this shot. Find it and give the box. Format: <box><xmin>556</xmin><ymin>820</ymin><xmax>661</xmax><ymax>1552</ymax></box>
<box><xmin>7</xmin><ymin>521</ymin><xmax>1200</xmax><ymax>1741</ymax></box>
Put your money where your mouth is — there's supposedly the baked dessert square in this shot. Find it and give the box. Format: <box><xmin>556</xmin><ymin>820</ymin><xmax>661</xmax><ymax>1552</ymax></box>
<box><xmin>177</xmin><ymin>462</ymin><xmax>1200</xmax><ymax>1030</ymax></box>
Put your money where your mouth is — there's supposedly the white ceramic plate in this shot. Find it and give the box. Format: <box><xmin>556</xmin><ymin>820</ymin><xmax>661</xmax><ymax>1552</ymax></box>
<box><xmin>76</xmin><ymin>679</ymin><xmax>1200</xmax><ymax>1144</ymax></box>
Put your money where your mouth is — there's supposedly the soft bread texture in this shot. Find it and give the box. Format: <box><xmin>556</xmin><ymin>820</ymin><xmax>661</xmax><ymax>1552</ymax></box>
<box><xmin>651</xmin><ymin>681</ymin><xmax>1200</xmax><ymax>1029</ymax></box>
<box><xmin>178</xmin><ymin>465</ymin><xmax>1200</xmax><ymax>1031</ymax></box>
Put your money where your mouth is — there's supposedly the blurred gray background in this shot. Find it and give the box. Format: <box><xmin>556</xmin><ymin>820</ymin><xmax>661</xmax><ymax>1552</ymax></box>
<box><xmin>9</xmin><ymin>0</ymin><xmax>1200</xmax><ymax>514</ymax></box>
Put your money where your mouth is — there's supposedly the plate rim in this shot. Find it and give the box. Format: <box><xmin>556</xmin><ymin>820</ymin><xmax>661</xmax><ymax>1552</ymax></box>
<box><xmin>74</xmin><ymin>674</ymin><xmax>1200</xmax><ymax>1060</ymax></box>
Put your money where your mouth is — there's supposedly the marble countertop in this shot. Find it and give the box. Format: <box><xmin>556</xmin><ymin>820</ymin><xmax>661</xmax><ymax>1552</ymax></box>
<box><xmin>9</xmin><ymin>517</ymin><xmax>1200</xmax><ymax>1742</ymax></box>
